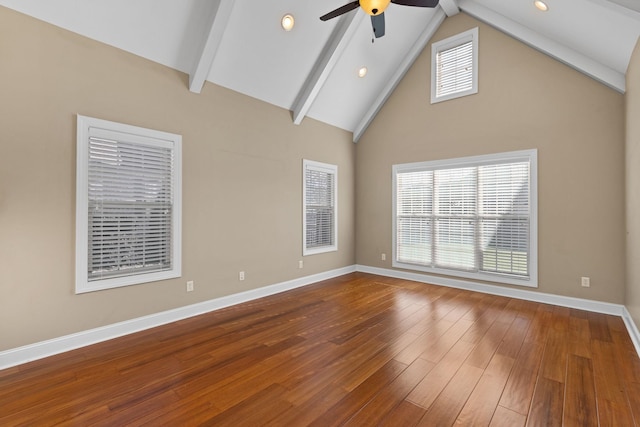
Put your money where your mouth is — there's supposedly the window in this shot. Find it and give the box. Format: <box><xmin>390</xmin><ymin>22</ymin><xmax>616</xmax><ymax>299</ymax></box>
<box><xmin>393</xmin><ymin>149</ymin><xmax>537</xmax><ymax>287</ymax></box>
<box><xmin>431</xmin><ymin>27</ymin><xmax>478</xmax><ymax>104</ymax></box>
<box><xmin>76</xmin><ymin>115</ymin><xmax>182</xmax><ymax>293</ymax></box>
<box><xmin>303</xmin><ymin>159</ymin><xmax>337</xmax><ymax>255</ymax></box>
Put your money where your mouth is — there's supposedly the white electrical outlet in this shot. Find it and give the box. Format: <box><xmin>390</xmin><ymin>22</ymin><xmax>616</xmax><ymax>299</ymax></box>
<box><xmin>381</xmin><ymin>253</ymin><xmax>386</xmax><ymax>261</ymax></box>
<box><xmin>299</xmin><ymin>260</ymin><xmax>304</xmax><ymax>269</ymax></box>
<box><xmin>186</xmin><ymin>281</ymin><xmax>194</xmax><ymax>292</ymax></box>
<box><xmin>239</xmin><ymin>271</ymin><xmax>245</xmax><ymax>281</ymax></box>
<box><xmin>581</xmin><ymin>277</ymin><xmax>590</xmax><ymax>288</ymax></box>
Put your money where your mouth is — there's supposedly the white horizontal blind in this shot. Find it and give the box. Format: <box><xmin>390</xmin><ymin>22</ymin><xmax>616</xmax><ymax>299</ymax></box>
<box><xmin>478</xmin><ymin>162</ymin><xmax>530</xmax><ymax>276</ymax></box>
<box><xmin>88</xmin><ymin>135</ymin><xmax>174</xmax><ymax>281</ymax></box>
<box><xmin>304</xmin><ymin>160</ymin><xmax>337</xmax><ymax>255</ymax></box>
<box><xmin>434</xmin><ymin>167</ymin><xmax>477</xmax><ymax>270</ymax></box>
<box><xmin>397</xmin><ymin>171</ymin><xmax>432</xmax><ymax>265</ymax></box>
<box><xmin>394</xmin><ymin>151</ymin><xmax>535</xmax><ymax>286</ymax></box>
<box><xmin>436</xmin><ymin>40</ymin><xmax>473</xmax><ymax>98</ymax></box>
<box><xmin>431</xmin><ymin>27</ymin><xmax>478</xmax><ymax>104</ymax></box>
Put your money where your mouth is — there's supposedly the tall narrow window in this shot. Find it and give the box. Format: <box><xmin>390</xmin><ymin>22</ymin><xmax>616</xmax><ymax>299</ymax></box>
<box><xmin>393</xmin><ymin>150</ymin><xmax>537</xmax><ymax>287</ymax></box>
<box><xmin>303</xmin><ymin>159</ymin><xmax>338</xmax><ymax>256</ymax></box>
<box><xmin>76</xmin><ymin>115</ymin><xmax>182</xmax><ymax>293</ymax></box>
<box><xmin>431</xmin><ymin>27</ymin><xmax>479</xmax><ymax>103</ymax></box>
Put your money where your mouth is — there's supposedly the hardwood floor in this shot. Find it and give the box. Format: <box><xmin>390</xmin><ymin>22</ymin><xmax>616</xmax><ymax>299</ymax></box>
<box><xmin>2</xmin><ymin>272</ymin><xmax>639</xmax><ymax>426</ymax></box>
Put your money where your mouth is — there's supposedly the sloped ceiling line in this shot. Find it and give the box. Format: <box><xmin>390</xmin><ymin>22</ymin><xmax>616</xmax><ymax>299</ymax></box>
<box><xmin>291</xmin><ymin>11</ymin><xmax>366</xmax><ymax>125</ymax></box>
<box><xmin>189</xmin><ymin>0</ymin><xmax>235</xmax><ymax>94</ymax></box>
<box><xmin>1</xmin><ymin>0</ymin><xmax>633</xmax><ymax>135</ymax></box>
<box><xmin>353</xmin><ymin>8</ymin><xmax>448</xmax><ymax>142</ymax></box>
<box><xmin>587</xmin><ymin>0</ymin><xmax>640</xmax><ymax>18</ymax></box>
<box><xmin>353</xmin><ymin>0</ymin><xmax>456</xmax><ymax>142</ymax></box>
<box><xmin>458</xmin><ymin>0</ymin><xmax>626</xmax><ymax>93</ymax></box>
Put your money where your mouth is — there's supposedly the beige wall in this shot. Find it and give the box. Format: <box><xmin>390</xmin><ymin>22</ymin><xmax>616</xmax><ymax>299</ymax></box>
<box><xmin>626</xmin><ymin>38</ymin><xmax>640</xmax><ymax>329</ymax></box>
<box><xmin>356</xmin><ymin>14</ymin><xmax>626</xmax><ymax>303</ymax></box>
<box><xmin>0</xmin><ymin>7</ymin><xmax>355</xmax><ymax>351</ymax></box>
<box><xmin>0</xmin><ymin>6</ymin><xmax>631</xmax><ymax>353</ymax></box>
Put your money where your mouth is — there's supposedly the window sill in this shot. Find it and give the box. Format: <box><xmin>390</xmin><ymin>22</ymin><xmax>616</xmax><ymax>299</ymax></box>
<box><xmin>392</xmin><ymin>260</ymin><xmax>538</xmax><ymax>288</ymax></box>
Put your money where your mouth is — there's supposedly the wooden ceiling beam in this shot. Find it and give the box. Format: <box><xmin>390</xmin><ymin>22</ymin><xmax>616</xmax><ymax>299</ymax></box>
<box><xmin>188</xmin><ymin>0</ymin><xmax>235</xmax><ymax>94</ymax></box>
<box><xmin>459</xmin><ymin>0</ymin><xmax>625</xmax><ymax>93</ymax></box>
<box><xmin>291</xmin><ymin>10</ymin><xmax>366</xmax><ymax>125</ymax></box>
<box><xmin>439</xmin><ymin>0</ymin><xmax>460</xmax><ymax>16</ymax></box>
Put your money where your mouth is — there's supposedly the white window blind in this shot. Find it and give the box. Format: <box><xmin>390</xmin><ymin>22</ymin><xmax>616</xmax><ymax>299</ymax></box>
<box><xmin>76</xmin><ymin>115</ymin><xmax>182</xmax><ymax>293</ymax></box>
<box><xmin>478</xmin><ymin>163</ymin><xmax>530</xmax><ymax>276</ymax></box>
<box><xmin>436</xmin><ymin>40</ymin><xmax>473</xmax><ymax>98</ymax></box>
<box><xmin>431</xmin><ymin>27</ymin><xmax>478</xmax><ymax>104</ymax></box>
<box><xmin>88</xmin><ymin>136</ymin><xmax>174</xmax><ymax>280</ymax></box>
<box><xmin>303</xmin><ymin>159</ymin><xmax>337</xmax><ymax>255</ymax></box>
<box><xmin>393</xmin><ymin>150</ymin><xmax>537</xmax><ymax>287</ymax></box>
<box><xmin>434</xmin><ymin>167</ymin><xmax>477</xmax><ymax>270</ymax></box>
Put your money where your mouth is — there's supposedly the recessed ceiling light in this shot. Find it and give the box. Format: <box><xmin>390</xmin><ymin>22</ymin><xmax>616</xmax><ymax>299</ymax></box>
<box><xmin>534</xmin><ymin>0</ymin><xmax>549</xmax><ymax>11</ymax></box>
<box><xmin>281</xmin><ymin>14</ymin><xmax>295</xmax><ymax>31</ymax></box>
<box><xmin>358</xmin><ymin>67</ymin><xmax>368</xmax><ymax>78</ymax></box>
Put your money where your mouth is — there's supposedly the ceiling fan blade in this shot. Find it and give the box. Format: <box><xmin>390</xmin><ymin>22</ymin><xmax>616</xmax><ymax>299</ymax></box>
<box><xmin>371</xmin><ymin>13</ymin><xmax>385</xmax><ymax>38</ymax></box>
<box><xmin>320</xmin><ymin>1</ymin><xmax>360</xmax><ymax>21</ymax></box>
<box><xmin>391</xmin><ymin>0</ymin><xmax>440</xmax><ymax>7</ymax></box>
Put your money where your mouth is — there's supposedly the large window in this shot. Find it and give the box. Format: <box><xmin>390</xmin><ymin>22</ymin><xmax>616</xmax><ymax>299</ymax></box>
<box><xmin>76</xmin><ymin>115</ymin><xmax>182</xmax><ymax>293</ymax></box>
<box><xmin>431</xmin><ymin>27</ymin><xmax>478</xmax><ymax>104</ymax></box>
<box><xmin>303</xmin><ymin>159</ymin><xmax>337</xmax><ymax>256</ymax></box>
<box><xmin>393</xmin><ymin>150</ymin><xmax>537</xmax><ymax>287</ymax></box>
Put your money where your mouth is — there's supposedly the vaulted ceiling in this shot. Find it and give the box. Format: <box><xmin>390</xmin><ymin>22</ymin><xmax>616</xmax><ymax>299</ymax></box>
<box><xmin>1</xmin><ymin>0</ymin><xmax>638</xmax><ymax>141</ymax></box>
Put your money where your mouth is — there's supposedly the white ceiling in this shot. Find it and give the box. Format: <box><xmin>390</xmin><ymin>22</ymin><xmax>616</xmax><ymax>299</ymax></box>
<box><xmin>1</xmin><ymin>0</ymin><xmax>638</xmax><ymax>141</ymax></box>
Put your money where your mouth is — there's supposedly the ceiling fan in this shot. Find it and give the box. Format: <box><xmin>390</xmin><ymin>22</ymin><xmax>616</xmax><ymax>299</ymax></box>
<box><xmin>320</xmin><ymin>0</ymin><xmax>440</xmax><ymax>38</ymax></box>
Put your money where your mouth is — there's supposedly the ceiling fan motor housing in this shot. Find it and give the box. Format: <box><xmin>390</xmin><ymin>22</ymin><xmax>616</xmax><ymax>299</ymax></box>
<box><xmin>360</xmin><ymin>0</ymin><xmax>391</xmax><ymax>16</ymax></box>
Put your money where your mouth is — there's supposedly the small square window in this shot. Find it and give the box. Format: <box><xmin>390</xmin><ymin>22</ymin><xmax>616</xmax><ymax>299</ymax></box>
<box><xmin>431</xmin><ymin>27</ymin><xmax>479</xmax><ymax>104</ymax></box>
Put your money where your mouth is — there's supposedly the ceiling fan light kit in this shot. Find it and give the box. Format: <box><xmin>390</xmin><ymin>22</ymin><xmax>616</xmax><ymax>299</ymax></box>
<box><xmin>359</xmin><ymin>0</ymin><xmax>392</xmax><ymax>15</ymax></box>
<box><xmin>320</xmin><ymin>0</ymin><xmax>440</xmax><ymax>39</ymax></box>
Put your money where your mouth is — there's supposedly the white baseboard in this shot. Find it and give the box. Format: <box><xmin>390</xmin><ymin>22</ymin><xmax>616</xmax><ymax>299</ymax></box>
<box><xmin>356</xmin><ymin>265</ymin><xmax>640</xmax><ymax>358</ymax></box>
<box><xmin>622</xmin><ymin>306</ymin><xmax>640</xmax><ymax>357</ymax></box>
<box><xmin>0</xmin><ymin>265</ymin><xmax>356</xmax><ymax>371</ymax></box>
<box><xmin>356</xmin><ymin>265</ymin><xmax>624</xmax><ymax>315</ymax></box>
<box><xmin>3</xmin><ymin>264</ymin><xmax>638</xmax><ymax>370</ymax></box>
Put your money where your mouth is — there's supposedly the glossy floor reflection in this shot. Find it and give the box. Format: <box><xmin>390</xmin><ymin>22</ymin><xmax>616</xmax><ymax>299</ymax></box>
<box><xmin>1</xmin><ymin>272</ymin><xmax>639</xmax><ymax>426</ymax></box>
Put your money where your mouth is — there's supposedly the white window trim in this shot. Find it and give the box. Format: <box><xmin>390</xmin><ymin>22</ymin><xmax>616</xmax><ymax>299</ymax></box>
<box><xmin>431</xmin><ymin>27</ymin><xmax>479</xmax><ymax>104</ymax></box>
<box><xmin>303</xmin><ymin>159</ymin><xmax>338</xmax><ymax>256</ymax></box>
<box><xmin>392</xmin><ymin>149</ymin><xmax>538</xmax><ymax>287</ymax></box>
<box><xmin>75</xmin><ymin>115</ymin><xmax>182</xmax><ymax>294</ymax></box>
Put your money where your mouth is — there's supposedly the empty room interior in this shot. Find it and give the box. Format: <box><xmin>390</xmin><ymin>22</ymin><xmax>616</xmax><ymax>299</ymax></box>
<box><xmin>1</xmin><ymin>0</ymin><xmax>640</xmax><ymax>425</ymax></box>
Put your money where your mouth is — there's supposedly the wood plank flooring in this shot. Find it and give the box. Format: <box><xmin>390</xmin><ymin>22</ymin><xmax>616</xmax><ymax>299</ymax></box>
<box><xmin>1</xmin><ymin>272</ymin><xmax>640</xmax><ymax>426</ymax></box>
